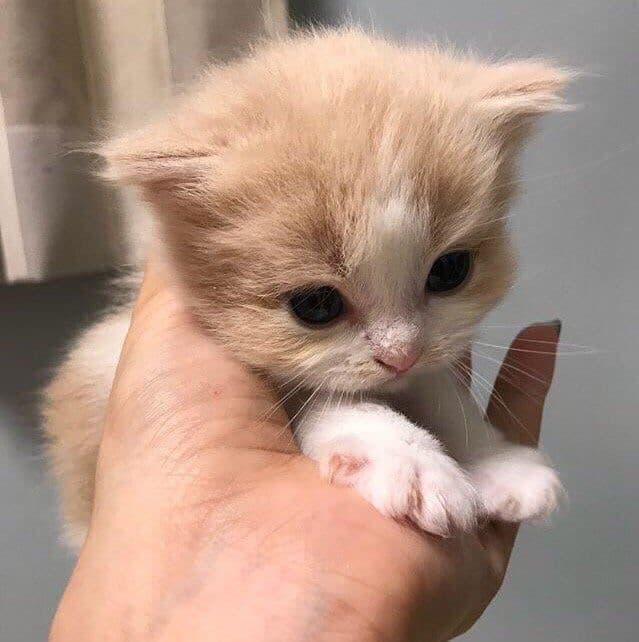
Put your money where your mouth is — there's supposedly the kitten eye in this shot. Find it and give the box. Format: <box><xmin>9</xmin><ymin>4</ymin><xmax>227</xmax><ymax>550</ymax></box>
<box><xmin>426</xmin><ymin>250</ymin><xmax>472</xmax><ymax>293</ymax></box>
<box><xmin>288</xmin><ymin>286</ymin><xmax>344</xmax><ymax>325</ymax></box>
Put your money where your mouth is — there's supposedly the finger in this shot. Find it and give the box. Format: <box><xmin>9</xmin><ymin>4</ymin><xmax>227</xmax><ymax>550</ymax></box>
<box><xmin>132</xmin><ymin>257</ymin><xmax>172</xmax><ymax>315</ymax></box>
<box><xmin>485</xmin><ymin>320</ymin><xmax>561</xmax><ymax>558</ymax></box>
<box><xmin>486</xmin><ymin>320</ymin><xmax>561</xmax><ymax>446</ymax></box>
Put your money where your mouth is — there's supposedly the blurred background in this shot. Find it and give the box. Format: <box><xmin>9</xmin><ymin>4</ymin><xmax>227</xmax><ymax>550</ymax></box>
<box><xmin>1</xmin><ymin>2</ymin><xmax>637</xmax><ymax>640</ymax></box>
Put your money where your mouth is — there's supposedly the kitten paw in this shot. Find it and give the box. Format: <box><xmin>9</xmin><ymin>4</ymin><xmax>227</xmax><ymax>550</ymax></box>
<box><xmin>319</xmin><ymin>438</ymin><xmax>479</xmax><ymax>536</ymax></box>
<box><xmin>470</xmin><ymin>451</ymin><xmax>565</xmax><ymax>522</ymax></box>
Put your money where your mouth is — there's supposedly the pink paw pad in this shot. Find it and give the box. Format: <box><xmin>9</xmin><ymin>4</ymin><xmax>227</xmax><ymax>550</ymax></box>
<box><xmin>327</xmin><ymin>453</ymin><xmax>368</xmax><ymax>485</ymax></box>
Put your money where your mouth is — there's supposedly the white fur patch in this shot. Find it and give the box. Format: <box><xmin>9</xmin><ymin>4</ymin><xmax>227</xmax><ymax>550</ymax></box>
<box><xmin>375</xmin><ymin>194</ymin><xmax>414</xmax><ymax>236</ymax></box>
<box><xmin>62</xmin><ymin>523</ymin><xmax>88</xmax><ymax>552</ymax></box>
<box><xmin>470</xmin><ymin>447</ymin><xmax>565</xmax><ymax>522</ymax></box>
<box><xmin>297</xmin><ymin>399</ymin><xmax>479</xmax><ymax>535</ymax></box>
<box><xmin>360</xmin><ymin>192</ymin><xmax>426</xmax><ymax>311</ymax></box>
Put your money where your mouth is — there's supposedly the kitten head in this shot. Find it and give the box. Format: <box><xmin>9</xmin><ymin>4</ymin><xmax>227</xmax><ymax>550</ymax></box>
<box><xmin>101</xmin><ymin>29</ymin><xmax>572</xmax><ymax>393</ymax></box>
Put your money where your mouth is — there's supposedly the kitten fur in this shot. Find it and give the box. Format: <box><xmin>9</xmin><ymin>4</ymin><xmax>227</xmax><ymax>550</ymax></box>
<box><xmin>43</xmin><ymin>28</ymin><xmax>571</xmax><ymax>547</ymax></box>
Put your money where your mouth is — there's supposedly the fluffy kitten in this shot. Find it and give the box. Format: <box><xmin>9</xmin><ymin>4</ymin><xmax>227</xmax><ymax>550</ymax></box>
<box><xmin>43</xmin><ymin>29</ymin><xmax>570</xmax><ymax>547</ymax></box>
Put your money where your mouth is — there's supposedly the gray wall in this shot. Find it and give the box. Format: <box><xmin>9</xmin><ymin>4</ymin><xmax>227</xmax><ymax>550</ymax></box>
<box><xmin>1</xmin><ymin>2</ymin><xmax>637</xmax><ymax>640</ymax></box>
<box><xmin>0</xmin><ymin>276</ymin><xmax>111</xmax><ymax>641</ymax></box>
<box><xmin>292</xmin><ymin>2</ymin><xmax>639</xmax><ymax>641</ymax></box>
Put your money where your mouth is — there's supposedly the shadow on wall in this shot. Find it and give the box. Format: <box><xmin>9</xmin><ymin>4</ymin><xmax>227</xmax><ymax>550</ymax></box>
<box><xmin>289</xmin><ymin>0</ymin><xmax>343</xmax><ymax>27</ymax></box>
<box><xmin>0</xmin><ymin>274</ymin><xmax>111</xmax><ymax>457</ymax></box>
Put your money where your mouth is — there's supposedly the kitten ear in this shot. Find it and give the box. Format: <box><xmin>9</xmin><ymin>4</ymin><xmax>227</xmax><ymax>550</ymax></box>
<box><xmin>97</xmin><ymin>123</ymin><xmax>220</xmax><ymax>190</ymax></box>
<box><xmin>474</xmin><ymin>60</ymin><xmax>576</xmax><ymax>131</ymax></box>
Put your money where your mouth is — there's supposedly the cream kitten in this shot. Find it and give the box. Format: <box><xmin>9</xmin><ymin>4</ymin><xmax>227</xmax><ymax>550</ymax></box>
<box><xmin>43</xmin><ymin>29</ymin><xmax>570</xmax><ymax>547</ymax></box>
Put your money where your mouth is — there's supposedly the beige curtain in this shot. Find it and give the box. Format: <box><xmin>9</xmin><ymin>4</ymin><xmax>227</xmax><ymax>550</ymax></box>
<box><xmin>0</xmin><ymin>0</ymin><xmax>287</xmax><ymax>283</ymax></box>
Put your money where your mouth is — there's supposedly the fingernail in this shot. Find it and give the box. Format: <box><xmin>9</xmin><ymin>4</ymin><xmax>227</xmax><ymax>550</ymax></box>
<box><xmin>542</xmin><ymin>319</ymin><xmax>562</xmax><ymax>336</ymax></box>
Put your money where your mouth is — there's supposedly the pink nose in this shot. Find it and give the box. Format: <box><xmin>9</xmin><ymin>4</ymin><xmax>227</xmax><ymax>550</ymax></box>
<box><xmin>375</xmin><ymin>347</ymin><xmax>422</xmax><ymax>375</ymax></box>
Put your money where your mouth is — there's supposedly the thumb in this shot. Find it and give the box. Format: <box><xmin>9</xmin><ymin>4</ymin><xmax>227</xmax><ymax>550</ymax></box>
<box><xmin>483</xmin><ymin>320</ymin><xmax>561</xmax><ymax>561</ymax></box>
<box><xmin>486</xmin><ymin>321</ymin><xmax>561</xmax><ymax>446</ymax></box>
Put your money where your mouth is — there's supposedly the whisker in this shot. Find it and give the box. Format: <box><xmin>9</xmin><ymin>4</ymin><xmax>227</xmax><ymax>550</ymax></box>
<box><xmin>451</xmin><ymin>357</ymin><xmax>485</xmax><ymax>405</ymax></box>
<box><xmin>491</xmin><ymin>137</ymin><xmax>639</xmax><ymax>195</ymax></box>
<box><xmin>505</xmin><ymin>352</ymin><xmax>556</xmax><ymax>382</ymax></box>
<box><xmin>447</xmin><ymin>363</ymin><xmax>470</xmax><ymax>449</ymax></box>
<box><xmin>481</xmin><ymin>366</ymin><xmax>544</xmax><ymax>407</ymax></box>
<box><xmin>509</xmin><ymin>337</ymin><xmax>590</xmax><ymax>348</ymax></box>
<box><xmin>319</xmin><ymin>386</ymin><xmax>334</xmax><ymax>424</ymax></box>
<box><xmin>450</xmin><ymin>357</ymin><xmax>495</xmax><ymax>443</ymax></box>
<box><xmin>474</xmin><ymin>340</ymin><xmax>596</xmax><ymax>356</ymax></box>
<box><xmin>473</xmin><ymin>350</ymin><xmax>550</xmax><ymax>387</ymax></box>
<box><xmin>256</xmin><ymin>365</ymin><xmax>317</xmax><ymax>424</ymax></box>
<box><xmin>470</xmin><ymin>365</ymin><xmax>536</xmax><ymax>442</ymax></box>
<box><xmin>479</xmin><ymin>335</ymin><xmax>593</xmax><ymax>349</ymax></box>
<box><xmin>282</xmin><ymin>377</ymin><xmax>328</xmax><ymax>447</ymax></box>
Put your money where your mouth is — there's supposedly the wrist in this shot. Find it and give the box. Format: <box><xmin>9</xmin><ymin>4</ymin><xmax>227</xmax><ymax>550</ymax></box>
<box><xmin>50</xmin><ymin>513</ymin><xmax>416</xmax><ymax>642</ymax></box>
<box><xmin>50</xmin><ymin>550</ymin><xmax>403</xmax><ymax>642</ymax></box>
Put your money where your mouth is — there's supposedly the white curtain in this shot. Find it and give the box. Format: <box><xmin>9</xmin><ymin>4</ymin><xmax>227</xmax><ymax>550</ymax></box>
<box><xmin>0</xmin><ymin>0</ymin><xmax>287</xmax><ymax>283</ymax></box>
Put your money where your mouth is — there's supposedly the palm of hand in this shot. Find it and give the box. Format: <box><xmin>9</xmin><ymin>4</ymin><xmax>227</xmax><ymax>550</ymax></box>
<box><xmin>53</xmin><ymin>267</ymin><xmax>558</xmax><ymax>642</ymax></box>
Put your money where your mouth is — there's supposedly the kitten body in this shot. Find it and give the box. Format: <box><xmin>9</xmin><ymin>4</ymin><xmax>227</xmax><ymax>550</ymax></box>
<box><xmin>43</xmin><ymin>29</ymin><xmax>569</xmax><ymax>547</ymax></box>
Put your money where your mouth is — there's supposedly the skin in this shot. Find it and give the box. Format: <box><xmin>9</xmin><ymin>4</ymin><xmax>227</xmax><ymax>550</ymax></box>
<box><xmin>49</xmin><ymin>262</ymin><xmax>560</xmax><ymax>642</ymax></box>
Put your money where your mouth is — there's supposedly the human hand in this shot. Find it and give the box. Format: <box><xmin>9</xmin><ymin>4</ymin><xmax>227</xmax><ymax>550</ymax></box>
<box><xmin>50</xmin><ymin>262</ymin><xmax>560</xmax><ymax>642</ymax></box>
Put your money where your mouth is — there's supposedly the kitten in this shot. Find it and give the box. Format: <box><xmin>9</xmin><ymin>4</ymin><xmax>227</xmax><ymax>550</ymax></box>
<box><xmin>43</xmin><ymin>28</ymin><xmax>569</xmax><ymax>547</ymax></box>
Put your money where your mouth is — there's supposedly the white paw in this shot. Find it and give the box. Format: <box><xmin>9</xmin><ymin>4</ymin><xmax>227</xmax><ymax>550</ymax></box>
<box><xmin>470</xmin><ymin>450</ymin><xmax>565</xmax><ymax>522</ymax></box>
<box><xmin>318</xmin><ymin>437</ymin><xmax>479</xmax><ymax>536</ymax></box>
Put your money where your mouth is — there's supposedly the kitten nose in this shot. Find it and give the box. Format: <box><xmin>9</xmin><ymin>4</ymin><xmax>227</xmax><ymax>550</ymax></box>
<box><xmin>375</xmin><ymin>346</ymin><xmax>422</xmax><ymax>375</ymax></box>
